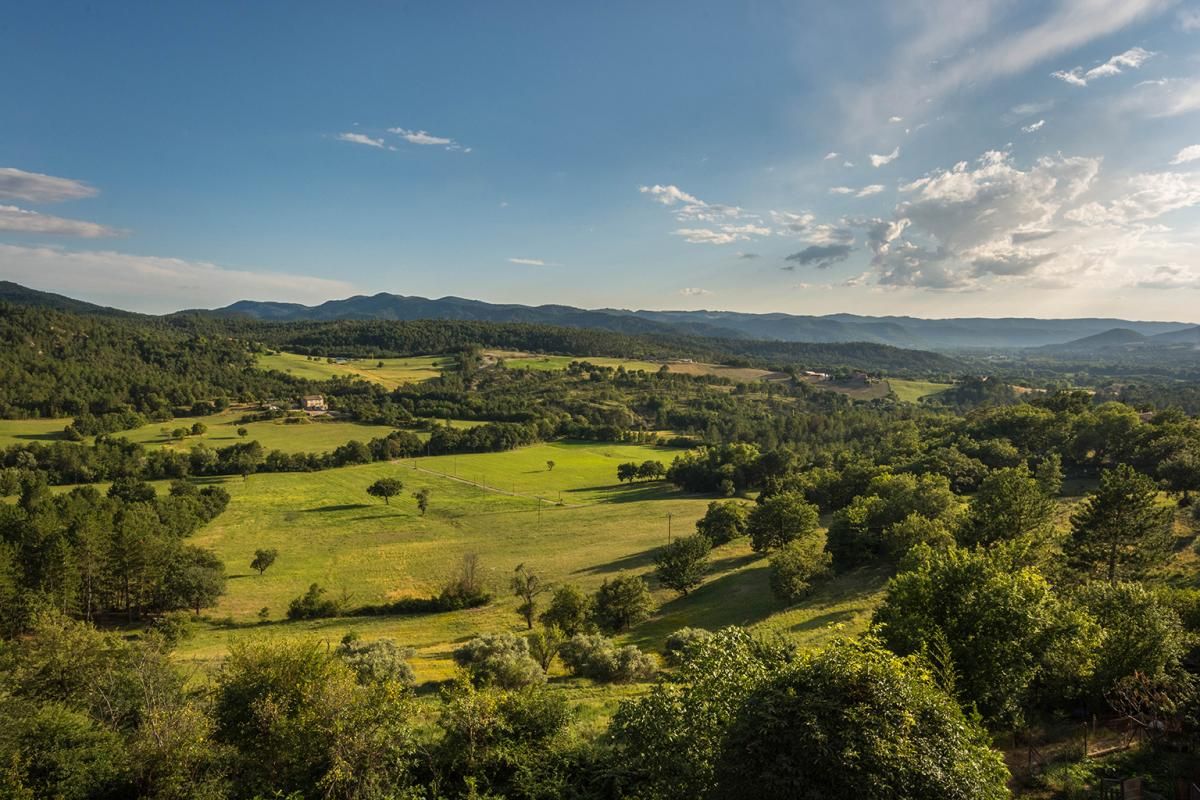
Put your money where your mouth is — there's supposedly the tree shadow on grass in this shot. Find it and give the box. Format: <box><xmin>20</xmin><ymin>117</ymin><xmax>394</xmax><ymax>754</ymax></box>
<box><xmin>567</xmin><ymin>482</ymin><xmax>681</xmax><ymax>504</ymax></box>
<box><xmin>13</xmin><ymin>431</ymin><xmax>66</xmax><ymax>442</ymax></box>
<box><xmin>629</xmin><ymin>564</ymin><xmax>777</xmax><ymax>649</ymax></box>
<box><xmin>788</xmin><ymin>609</ymin><xmax>859</xmax><ymax>632</ymax></box>
<box><xmin>572</xmin><ymin>547</ymin><xmax>660</xmax><ymax>576</ymax></box>
<box><xmin>304</xmin><ymin>503</ymin><xmax>370</xmax><ymax>512</ymax></box>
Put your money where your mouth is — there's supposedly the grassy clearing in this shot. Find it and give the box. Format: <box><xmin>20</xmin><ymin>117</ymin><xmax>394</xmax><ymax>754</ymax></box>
<box><xmin>0</xmin><ymin>417</ymin><xmax>72</xmax><ymax>447</ymax></box>
<box><xmin>258</xmin><ymin>351</ymin><xmax>450</xmax><ymax>388</ymax></box>
<box><xmin>487</xmin><ymin>350</ymin><xmax>664</xmax><ymax>373</ymax></box>
<box><xmin>888</xmin><ymin>378</ymin><xmax>954</xmax><ymax>403</ymax></box>
<box><xmin>118</xmin><ymin>410</ymin><xmax>402</xmax><ymax>454</ymax></box>
<box><xmin>174</xmin><ymin>440</ymin><xmax>892</xmax><ymax>691</ymax></box>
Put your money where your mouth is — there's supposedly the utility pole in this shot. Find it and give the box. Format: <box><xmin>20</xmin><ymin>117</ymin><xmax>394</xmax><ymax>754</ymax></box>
<box><xmin>667</xmin><ymin>512</ymin><xmax>673</xmax><ymax>544</ymax></box>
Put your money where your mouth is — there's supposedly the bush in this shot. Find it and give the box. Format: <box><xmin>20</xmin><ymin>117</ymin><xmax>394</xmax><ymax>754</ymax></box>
<box><xmin>663</xmin><ymin>627</ymin><xmax>713</xmax><ymax>665</ymax></box>
<box><xmin>335</xmin><ymin>635</ymin><xmax>416</xmax><ymax>687</ymax></box>
<box><xmin>559</xmin><ymin>633</ymin><xmax>657</xmax><ymax>683</ymax></box>
<box><xmin>768</xmin><ymin>537</ymin><xmax>831</xmax><ymax>603</ymax></box>
<box><xmin>695</xmin><ymin>500</ymin><xmax>750</xmax><ymax>545</ymax></box>
<box><xmin>286</xmin><ymin>583</ymin><xmax>340</xmax><ymax>620</ymax></box>
<box><xmin>593</xmin><ymin>575</ymin><xmax>653</xmax><ymax>632</ymax></box>
<box><xmin>539</xmin><ymin>584</ymin><xmax>594</xmax><ymax>636</ymax></box>
<box><xmin>439</xmin><ymin>553</ymin><xmax>491</xmax><ymax>610</ymax></box>
<box><xmin>452</xmin><ymin>633</ymin><xmax>545</xmax><ymax>689</ymax></box>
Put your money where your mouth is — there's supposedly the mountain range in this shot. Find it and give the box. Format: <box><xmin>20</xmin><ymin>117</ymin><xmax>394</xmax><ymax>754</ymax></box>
<box><xmin>201</xmin><ymin>292</ymin><xmax>1195</xmax><ymax>351</ymax></box>
<box><xmin>3</xmin><ymin>281</ymin><xmax>1198</xmax><ymax>353</ymax></box>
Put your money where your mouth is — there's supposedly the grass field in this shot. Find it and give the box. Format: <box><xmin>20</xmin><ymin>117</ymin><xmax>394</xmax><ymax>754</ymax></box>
<box><xmin>888</xmin><ymin>378</ymin><xmax>954</xmax><ymax>403</ymax></box>
<box><xmin>172</xmin><ymin>440</ymin><xmax>885</xmax><ymax>687</ymax></box>
<box><xmin>116</xmin><ymin>410</ymin><xmax>403</xmax><ymax>454</ymax></box>
<box><xmin>258</xmin><ymin>351</ymin><xmax>450</xmax><ymax>388</ymax></box>
<box><xmin>487</xmin><ymin>350</ymin><xmax>664</xmax><ymax>373</ymax></box>
<box><xmin>0</xmin><ymin>417</ymin><xmax>71</xmax><ymax>447</ymax></box>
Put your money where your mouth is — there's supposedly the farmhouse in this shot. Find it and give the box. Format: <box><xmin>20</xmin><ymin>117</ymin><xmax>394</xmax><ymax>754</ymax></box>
<box><xmin>302</xmin><ymin>394</ymin><xmax>327</xmax><ymax>412</ymax></box>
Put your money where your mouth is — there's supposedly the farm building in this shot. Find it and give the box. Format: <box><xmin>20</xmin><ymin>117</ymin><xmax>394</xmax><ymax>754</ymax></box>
<box><xmin>302</xmin><ymin>394</ymin><xmax>327</xmax><ymax>411</ymax></box>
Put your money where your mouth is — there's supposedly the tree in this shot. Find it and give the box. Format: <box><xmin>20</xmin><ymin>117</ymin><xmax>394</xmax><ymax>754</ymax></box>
<box><xmin>654</xmin><ymin>534</ymin><xmax>711</xmax><ymax>596</ymax></box>
<box><xmin>539</xmin><ymin>584</ymin><xmax>593</xmax><ymax>636</ymax></box>
<box><xmin>746</xmin><ymin>491</ymin><xmax>819</xmax><ymax>553</ymax></box>
<box><xmin>526</xmin><ymin>624</ymin><xmax>566</xmax><ymax>671</ymax></box>
<box><xmin>637</xmin><ymin>460</ymin><xmax>666</xmax><ymax>481</ymax></box>
<box><xmin>695</xmin><ymin>500</ymin><xmax>750</xmax><ymax>545</ymax></box>
<box><xmin>960</xmin><ymin>464</ymin><xmax>1057</xmax><ymax>549</ymax></box>
<box><xmin>1066</xmin><ymin>464</ymin><xmax>1173</xmax><ymax>583</ymax></box>
<box><xmin>162</xmin><ymin>545</ymin><xmax>227</xmax><ymax>614</ymax></box>
<box><xmin>593</xmin><ymin>574</ymin><xmax>653</xmax><ymax>632</ymax></box>
<box><xmin>237</xmin><ymin>427</ymin><xmax>248</xmax><ymax>438</ymax></box>
<box><xmin>712</xmin><ymin>638</ymin><xmax>1010</xmax><ymax>799</ymax></box>
<box><xmin>250</xmin><ymin>548</ymin><xmax>278</xmax><ymax>576</ymax></box>
<box><xmin>366</xmin><ymin>477</ymin><xmax>403</xmax><ymax>505</ymax></box>
<box><xmin>617</xmin><ymin>462</ymin><xmax>639</xmax><ymax>483</ymax></box>
<box><xmin>545</xmin><ymin>460</ymin><xmax>555</xmax><ymax>472</ymax></box>
<box><xmin>412</xmin><ymin>487</ymin><xmax>431</xmax><ymax>515</ymax></box>
<box><xmin>1035</xmin><ymin>452</ymin><xmax>1064</xmax><ymax>496</ymax></box>
<box><xmin>609</xmin><ymin>627</ymin><xmax>795</xmax><ymax>800</ymax></box>
<box><xmin>510</xmin><ymin>563</ymin><xmax>547</xmax><ymax>629</ymax></box>
<box><xmin>1158</xmin><ymin>444</ymin><xmax>1200</xmax><ymax>503</ymax></box>
<box><xmin>190</xmin><ymin>422</ymin><xmax>206</xmax><ymax>436</ymax></box>
<box><xmin>768</xmin><ymin>536</ymin><xmax>831</xmax><ymax>603</ymax></box>
<box><xmin>286</xmin><ymin>583</ymin><xmax>339</xmax><ymax>620</ymax></box>
<box><xmin>872</xmin><ymin>544</ymin><xmax>1065</xmax><ymax>724</ymax></box>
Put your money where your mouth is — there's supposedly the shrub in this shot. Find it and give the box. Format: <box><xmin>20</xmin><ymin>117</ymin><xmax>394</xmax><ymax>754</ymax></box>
<box><xmin>768</xmin><ymin>537</ymin><xmax>831</xmax><ymax>603</ymax></box>
<box><xmin>286</xmin><ymin>583</ymin><xmax>340</xmax><ymax>620</ymax></box>
<box><xmin>663</xmin><ymin>627</ymin><xmax>713</xmax><ymax>665</ymax></box>
<box><xmin>335</xmin><ymin>635</ymin><xmax>416</xmax><ymax>687</ymax></box>
<box><xmin>559</xmin><ymin>633</ymin><xmax>656</xmax><ymax>683</ymax></box>
<box><xmin>593</xmin><ymin>575</ymin><xmax>653</xmax><ymax>632</ymax></box>
<box><xmin>539</xmin><ymin>584</ymin><xmax>594</xmax><ymax>636</ymax></box>
<box><xmin>695</xmin><ymin>500</ymin><xmax>750</xmax><ymax>545</ymax></box>
<box><xmin>452</xmin><ymin>633</ymin><xmax>545</xmax><ymax>689</ymax></box>
<box><xmin>439</xmin><ymin>553</ymin><xmax>491</xmax><ymax>610</ymax></box>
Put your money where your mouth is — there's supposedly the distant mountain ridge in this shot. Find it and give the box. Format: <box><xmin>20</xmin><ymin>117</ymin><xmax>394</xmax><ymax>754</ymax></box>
<box><xmin>197</xmin><ymin>292</ymin><xmax>1193</xmax><ymax>350</ymax></box>
<box><xmin>1040</xmin><ymin>324</ymin><xmax>1200</xmax><ymax>354</ymax></box>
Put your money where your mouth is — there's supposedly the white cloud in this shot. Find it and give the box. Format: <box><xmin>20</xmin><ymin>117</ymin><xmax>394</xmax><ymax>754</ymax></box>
<box><xmin>0</xmin><ymin>167</ymin><xmax>98</xmax><ymax>203</ymax></box>
<box><xmin>1052</xmin><ymin>46</ymin><xmax>1154</xmax><ymax>86</ymax></box>
<box><xmin>506</xmin><ymin>257</ymin><xmax>547</xmax><ymax>266</ymax></box>
<box><xmin>870</xmin><ymin>147</ymin><xmax>900</xmax><ymax>167</ymax></box>
<box><xmin>1171</xmin><ymin>144</ymin><xmax>1200</xmax><ymax>165</ymax></box>
<box><xmin>0</xmin><ymin>205</ymin><xmax>123</xmax><ymax>238</ymax></box>
<box><xmin>679</xmin><ymin>287</ymin><xmax>712</xmax><ymax>296</ymax></box>
<box><xmin>1136</xmin><ymin>263</ymin><xmax>1200</xmax><ymax>288</ymax></box>
<box><xmin>1065</xmin><ymin>170</ymin><xmax>1200</xmax><ymax>225</ymax></box>
<box><xmin>829</xmin><ymin>186</ymin><xmax>855</xmax><ymax>195</ymax></box>
<box><xmin>888</xmin><ymin>116</ymin><xmax>904</xmax><ymax>123</ymax></box>
<box><xmin>856</xmin><ymin>184</ymin><xmax>886</xmax><ymax>197</ymax></box>
<box><xmin>1021</xmin><ymin>119</ymin><xmax>1046</xmax><ymax>133</ymax></box>
<box><xmin>0</xmin><ymin>243</ymin><xmax>355</xmax><ymax>313</ymax></box>
<box><xmin>672</xmin><ymin>228</ymin><xmax>744</xmax><ymax>245</ymax></box>
<box><xmin>843</xmin><ymin>160</ymin><xmax>855</xmax><ymax>167</ymax></box>
<box><xmin>639</xmin><ymin>184</ymin><xmax>702</xmax><ymax>206</ymax></box>
<box><xmin>387</xmin><ymin>127</ymin><xmax>468</xmax><ymax>152</ymax></box>
<box><xmin>824</xmin><ymin>152</ymin><xmax>840</xmax><ymax>160</ymax></box>
<box><xmin>336</xmin><ymin>132</ymin><xmax>385</xmax><ymax>148</ymax></box>
<box><xmin>843</xmin><ymin>0</ymin><xmax>1170</xmax><ymax>134</ymax></box>
<box><xmin>1123</xmin><ymin>77</ymin><xmax>1200</xmax><ymax>117</ymax></box>
<box><xmin>1011</xmin><ymin>101</ymin><xmax>1054</xmax><ymax>116</ymax></box>
<box><xmin>1178</xmin><ymin>7</ymin><xmax>1200</xmax><ymax>30</ymax></box>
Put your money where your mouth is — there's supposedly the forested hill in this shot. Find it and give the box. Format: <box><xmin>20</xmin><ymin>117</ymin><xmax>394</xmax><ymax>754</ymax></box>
<box><xmin>0</xmin><ymin>289</ymin><xmax>965</xmax><ymax>418</ymax></box>
<box><xmin>196</xmin><ymin>290</ymin><xmax>1193</xmax><ymax>349</ymax></box>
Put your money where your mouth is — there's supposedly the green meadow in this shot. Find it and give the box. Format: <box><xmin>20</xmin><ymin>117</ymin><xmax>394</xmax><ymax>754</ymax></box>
<box><xmin>174</xmin><ymin>439</ymin><xmax>880</xmax><ymax>685</ymax></box>
<box><xmin>487</xmin><ymin>350</ymin><xmax>665</xmax><ymax>373</ymax></box>
<box><xmin>257</xmin><ymin>351</ymin><xmax>450</xmax><ymax>388</ymax></box>
<box><xmin>887</xmin><ymin>378</ymin><xmax>954</xmax><ymax>403</ymax></box>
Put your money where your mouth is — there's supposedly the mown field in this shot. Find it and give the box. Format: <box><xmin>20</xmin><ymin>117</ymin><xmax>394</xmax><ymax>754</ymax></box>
<box><xmin>174</xmin><ymin>438</ymin><xmax>889</xmax><ymax>687</ymax></box>
<box><xmin>888</xmin><ymin>378</ymin><xmax>954</xmax><ymax>403</ymax></box>
<box><xmin>258</xmin><ymin>351</ymin><xmax>450</xmax><ymax>388</ymax></box>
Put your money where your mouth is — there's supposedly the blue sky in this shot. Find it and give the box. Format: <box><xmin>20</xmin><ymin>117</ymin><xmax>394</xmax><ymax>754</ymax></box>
<box><xmin>2</xmin><ymin>1</ymin><xmax>1200</xmax><ymax>319</ymax></box>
